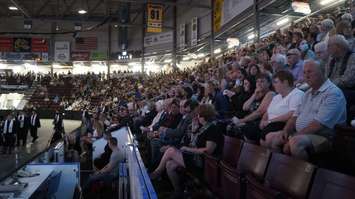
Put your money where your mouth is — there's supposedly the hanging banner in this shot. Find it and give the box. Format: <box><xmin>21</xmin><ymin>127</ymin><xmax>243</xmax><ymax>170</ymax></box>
<box><xmin>31</xmin><ymin>38</ymin><xmax>48</xmax><ymax>52</ymax></box>
<box><xmin>147</xmin><ymin>3</ymin><xmax>163</xmax><ymax>33</ymax></box>
<box><xmin>13</xmin><ymin>38</ymin><xmax>31</xmax><ymax>52</ymax></box>
<box><xmin>191</xmin><ymin>17</ymin><xmax>198</xmax><ymax>46</ymax></box>
<box><xmin>54</xmin><ymin>41</ymin><xmax>70</xmax><ymax>62</ymax></box>
<box><xmin>144</xmin><ymin>31</ymin><xmax>173</xmax><ymax>47</ymax></box>
<box><xmin>214</xmin><ymin>0</ymin><xmax>224</xmax><ymax>32</ymax></box>
<box><xmin>71</xmin><ymin>51</ymin><xmax>90</xmax><ymax>61</ymax></box>
<box><xmin>0</xmin><ymin>37</ymin><xmax>13</xmax><ymax>52</ymax></box>
<box><xmin>179</xmin><ymin>23</ymin><xmax>186</xmax><ymax>49</ymax></box>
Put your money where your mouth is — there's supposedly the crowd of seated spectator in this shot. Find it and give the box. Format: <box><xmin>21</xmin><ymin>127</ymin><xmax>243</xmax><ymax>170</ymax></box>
<box><xmin>16</xmin><ymin>10</ymin><xmax>355</xmax><ymax>198</ymax></box>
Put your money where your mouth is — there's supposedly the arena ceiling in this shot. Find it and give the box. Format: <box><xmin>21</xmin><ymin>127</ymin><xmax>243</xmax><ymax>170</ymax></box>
<box><xmin>0</xmin><ymin>0</ymin><xmax>208</xmax><ymax>22</ymax></box>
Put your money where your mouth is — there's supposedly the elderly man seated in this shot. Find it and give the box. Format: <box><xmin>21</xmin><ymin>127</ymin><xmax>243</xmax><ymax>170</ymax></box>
<box><xmin>263</xmin><ymin>59</ymin><xmax>347</xmax><ymax>160</ymax></box>
<box><xmin>287</xmin><ymin>48</ymin><xmax>304</xmax><ymax>85</ymax></box>
<box><xmin>327</xmin><ymin>34</ymin><xmax>355</xmax><ymax>89</ymax></box>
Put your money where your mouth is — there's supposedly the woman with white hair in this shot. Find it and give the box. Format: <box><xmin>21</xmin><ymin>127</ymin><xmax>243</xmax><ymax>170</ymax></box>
<box><xmin>314</xmin><ymin>41</ymin><xmax>330</xmax><ymax>73</ymax></box>
<box><xmin>317</xmin><ymin>18</ymin><xmax>335</xmax><ymax>42</ymax></box>
<box><xmin>271</xmin><ymin>53</ymin><xmax>287</xmax><ymax>73</ymax></box>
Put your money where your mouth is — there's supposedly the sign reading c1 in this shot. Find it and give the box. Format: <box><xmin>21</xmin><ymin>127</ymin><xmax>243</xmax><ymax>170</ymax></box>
<box><xmin>147</xmin><ymin>3</ymin><xmax>163</xmax><ymax>33</ymax></box>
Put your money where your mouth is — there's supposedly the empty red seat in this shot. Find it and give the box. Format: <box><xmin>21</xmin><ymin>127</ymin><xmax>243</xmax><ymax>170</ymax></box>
<box><xmin>204</xmin><ymin>136</ymin><xmax>243</xmax><ymax>196</ymax></box>
<box><xmin>309</xmin><ymin>168</ymin><xmax>355</xmax><ymax>199</ymax></box>
<box><xmin>246</xmin><ymin>153</ymin><xmax>316</xmax><ymax>199</ymax></box>
<box><xmin>334</xmin><ymin>125</ymin><xmax>355</xmax><ymax>175</ymax></box>
<box><xmin>221</xmin><ymin>143</ymin><xmax>271</xmax><ymax>199</ymax></box>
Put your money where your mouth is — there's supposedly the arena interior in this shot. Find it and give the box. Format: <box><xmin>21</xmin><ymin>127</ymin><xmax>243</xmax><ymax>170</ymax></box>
<box><xmin>0</xmin><ymin>0</ymin><xmax>355</xmax><ymax>199</ymax></box>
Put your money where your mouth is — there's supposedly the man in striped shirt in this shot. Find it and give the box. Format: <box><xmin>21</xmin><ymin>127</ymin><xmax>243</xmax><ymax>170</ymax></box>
<box><xmin>266</xmin><ymin>59</ymin><xmax>347</xmax><ymax>160</ymax></box>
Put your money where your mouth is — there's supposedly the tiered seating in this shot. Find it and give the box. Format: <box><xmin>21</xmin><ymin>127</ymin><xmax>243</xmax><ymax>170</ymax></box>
<box><xmin>333</xmin><ymin>125</ymin><xmax>355</xmax><ymax>176</ymax></box>
<box><xmin>30</xmin><ymin>83</ymin><xmax>73</xmax><ymax>110</ymax></box>
<box><xmin>308</xmin><ymin>169</ymin><xmax>355</xmax><ymax>199</ymax></box>
<box><xmin>204</xmin><ymin>136</ymin><xmax>243</xmax><ymax>196</ymax></box>
<box><xmin>202</xmin><ymin>125</ymin><xmax>355</xmax><ymax>199</ymax></box>
<box><xmin>246</xmin><ymin>153</ymin><xmax>315</xmax><ymax>199</ymax></box>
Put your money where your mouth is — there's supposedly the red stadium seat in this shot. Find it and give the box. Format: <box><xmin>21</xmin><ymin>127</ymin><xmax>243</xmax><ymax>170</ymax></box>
<box><xmin>204</xmin><ymin>136</ymin><xmax>243</xmax><ymax>196</ymax></box>
<box><xmin>246</xmin><ymin>153</ymin><xmax>316</xmax><ymax>199</ymax></box>
<box><xmin>309</xmin><ymin>168</ymin><xmax>355</xmax><ymax>199</ymax></box>
<box><xmin>334</xmin><ymin>125</ymin><xmax>355</xmax><ymax>175</ymax></box>
<box><xmin>221</xmin><ymin>143</ymin><xmax>271</xmax><ymax>199</ymax></box>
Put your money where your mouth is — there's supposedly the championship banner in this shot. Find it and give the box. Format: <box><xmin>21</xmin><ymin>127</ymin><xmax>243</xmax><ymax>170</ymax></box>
<box><xmin>54</xmin><ymin>41</ymin><xmax>70</xmax><ymax>62</ymax></box>
<box><xmin>214</xmin><ymin>0</ymin><xmax>224</xmax><ymax>32</ymax></box>
<box><xmin>179</xmin><ymin>23</ymin><xmax>186</xmax><ymax>49</ymax></box>
<box><xmin>147</xmin><ymin>3</ymin><xmax>163</xmax><ymax>33</ymax></box>
<box><xmin>191</xmin><ymin>17</ymin><xmax>198</xmax><ymax>46</ymax></box>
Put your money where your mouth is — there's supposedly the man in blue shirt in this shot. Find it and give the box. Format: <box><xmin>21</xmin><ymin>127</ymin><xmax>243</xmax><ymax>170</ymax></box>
<box><xmin>264</xmin><ymin>59</ymin><xmax>347</xmax><ymax>160</ymax></box>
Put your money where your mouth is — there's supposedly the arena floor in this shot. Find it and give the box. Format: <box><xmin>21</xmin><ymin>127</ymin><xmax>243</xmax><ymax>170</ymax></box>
<box><xmin>0</xmin><ymin>119</ymin><xmax>81</xmax><ymax>180</ymax></box>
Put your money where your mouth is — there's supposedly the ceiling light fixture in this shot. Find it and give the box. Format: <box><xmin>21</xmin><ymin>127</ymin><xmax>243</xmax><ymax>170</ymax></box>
<box><xmin>320</xmin><ymin>0</ymin><xmax>345</xmax><ymax>5</ymax></box>
<box><xmin>8</xmin><ymin>6</ymin><xmax>18</xmax><ymax>11</ymax></box>
<box><xmin>276</xmin><ymin>18</ymin><xmax>290</xmax><ymax>26</ymax></box>
<box><xmin>78</xmin><ymin>9</ymin><xmax>87</xmax><ymax>14</ymax></box>
<box><xmin>291</xmin><ymin>1</ymin><xmax>311</xmax><ymax>14</ymax></box>
<box><xmin>164</xmin><ymin>59</ymin><xmax>172</xmax><ymax>63</ymax></box>
<box><xmin>197</xmin><ymin>53</ymin><xmax>205</xmax><ymax>58</ymax></box>
<box><xmin>214</xmin><ymin>48</ymin><xmax>221</xmax><ymax>54</ymax></box>
<box><xmin>248</xmin><ymin>34</ymin><xmax>255</xmax><ymax>40</ymax></box>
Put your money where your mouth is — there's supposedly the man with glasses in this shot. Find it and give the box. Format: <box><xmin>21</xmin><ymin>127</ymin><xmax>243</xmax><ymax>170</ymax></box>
<box><xmin>286</xmin><ymin>48</ymin><xmax>304</xmax><ymax>85</ymax></box>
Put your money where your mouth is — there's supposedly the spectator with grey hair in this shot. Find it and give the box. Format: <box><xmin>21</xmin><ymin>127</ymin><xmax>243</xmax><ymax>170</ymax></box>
<box><xmin>318</xmin><ymin>18</ymin><xmax>335</xmax><ymax>42</ymax></box>
<box><xmin>336</xmin><ymin>20</ymin><xmax>355</xmax><ymax>51</ymax></box>
<box><xmin>263</xmin><ymin>59</ymin><xmax>346</xmax><ymax>160</ymax></box>
<box><xmin>314</xmin><ymin>41</ymin><xmax>330</xmax><ymax>71</ymax></box>
<box><xmin>286</xmin><ymin>48</ymin><xmax>304</xmax><ymax>84</ymax></box>
<box><xmin>341</xmin><ymin>13</ymin><xmax>353</xmax><ymax>23</ymax></box>
<box><xmin>271</xmin><ymin>53</ymin><xmax>287</xmax><ymax>73</ymax></box>
<box><xmin>327</xmin><ymin>34</ymin><xmax>355</xmax><ymax>89</ymax></box>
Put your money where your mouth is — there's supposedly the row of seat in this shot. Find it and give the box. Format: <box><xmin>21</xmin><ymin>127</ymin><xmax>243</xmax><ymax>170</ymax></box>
<box><xmin>203</xmin><ymin>135</ymin><xmax>355</xmax><ymax>199</ymax></box>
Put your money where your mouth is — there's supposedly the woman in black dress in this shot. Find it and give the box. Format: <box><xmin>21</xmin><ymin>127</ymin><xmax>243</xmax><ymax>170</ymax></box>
<box><xmin>149</xmin><ymin>104</ymin><xmax>223</xmax><ymax>196</ymax></box>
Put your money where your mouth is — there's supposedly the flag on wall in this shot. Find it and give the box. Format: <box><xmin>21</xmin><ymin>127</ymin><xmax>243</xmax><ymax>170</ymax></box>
<box><xmin>75</xmin><ymin>37</ymin><xmax>97</xmax><ymax>51</ymax></box>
